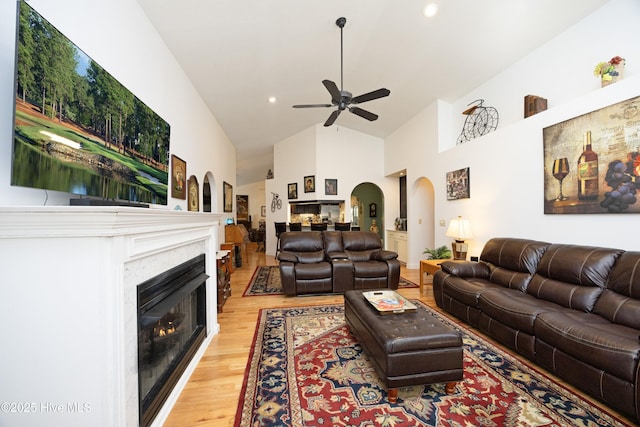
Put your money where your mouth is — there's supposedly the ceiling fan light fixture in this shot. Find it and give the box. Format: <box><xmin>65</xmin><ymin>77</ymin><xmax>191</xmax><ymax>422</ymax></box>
<box><xmin>292</xmin><ymin>17</ymin><xmax>390</xmax><ymax>127</ymax></box>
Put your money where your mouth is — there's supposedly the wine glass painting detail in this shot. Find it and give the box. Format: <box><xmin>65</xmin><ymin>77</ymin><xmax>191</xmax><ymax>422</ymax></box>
<box><xmin>552</xmin><ymin>158</ymin><xmax>569</xmax><ymax>201</ymax></box>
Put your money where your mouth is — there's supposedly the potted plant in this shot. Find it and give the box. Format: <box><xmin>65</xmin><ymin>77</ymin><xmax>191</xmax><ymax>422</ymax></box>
<box><xmin>423</xmin><ymin>245</ymin><xmax>452</xmax><ymax>260</ymax></box>
<box><xmin>594</xmin><ymin>56</ymin><xmax>625</xmax><ymax>87</ymax></box>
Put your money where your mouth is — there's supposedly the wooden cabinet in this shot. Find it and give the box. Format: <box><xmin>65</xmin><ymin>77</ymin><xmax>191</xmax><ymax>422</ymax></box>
<box><xmin>386</xmin><ymin>230</ymin><xmax>407</xmax><ymax>263</ymax></box>
<box><xmin>216</xmin><ymin>251</ymin><xmax>232</xmax><ymax>312</ymax></box>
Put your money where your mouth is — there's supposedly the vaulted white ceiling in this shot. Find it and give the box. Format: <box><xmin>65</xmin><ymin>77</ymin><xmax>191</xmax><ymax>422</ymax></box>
<box><xmin>137</xmin><ymin>0</ymin><xmax>609</xmax><ymax>185</ymax></box>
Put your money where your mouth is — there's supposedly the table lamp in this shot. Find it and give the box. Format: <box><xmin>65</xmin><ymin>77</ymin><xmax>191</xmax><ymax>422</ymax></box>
<box><xmin>446</xmin><ymin>216</ymin><xmax>473</xmax><ymax>260</ymax></box>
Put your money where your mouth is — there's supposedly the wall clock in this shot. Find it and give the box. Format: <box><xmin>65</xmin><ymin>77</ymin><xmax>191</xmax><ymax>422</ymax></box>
<box><xmin>456</xmin><ymin>99</ymin><xmax>499</xmax><ymax>145</ymax></box>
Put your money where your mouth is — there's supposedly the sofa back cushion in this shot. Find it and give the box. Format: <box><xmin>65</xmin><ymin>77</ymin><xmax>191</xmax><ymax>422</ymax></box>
<box><xmin>479</xmin><ymin>238</ymin><xmax>550</xmax><ymax>291</ymax></box>
<box><xmin>527</xmin><ymin>244</ymin><xmax>623</xmax><ymax>311</ymax></box>
<box><xmin>322</xmin><ymin>231</ymin><xmax>344</xmax><ymax>258</ymax></box>
<box><xmin>342</xmin><ymin>231</ymin><xmax>383</xmax><ymax>262</ymax></box>
<box><xmin>279</xmin><ymin>231</ymin><xmax>326</xmax><ymax>263</ymax></box>
<box><xmin>594</xmin><ymin>251</ymin><xmax>640</xmax><ymax>329</ymax></box>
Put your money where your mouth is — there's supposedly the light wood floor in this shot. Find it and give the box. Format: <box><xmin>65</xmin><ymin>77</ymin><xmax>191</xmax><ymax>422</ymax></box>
<box><xmin>163</xmin><ymin>243</ymin><xmax>631</xmax><ymax>426</ymax></box>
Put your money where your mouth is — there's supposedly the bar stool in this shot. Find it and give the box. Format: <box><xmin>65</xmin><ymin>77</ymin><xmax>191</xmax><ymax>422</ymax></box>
<box><xmin>334</xmin><ymin>222</ymin><xmax>351</xmax><ymax>231</ymax></box>
<box><xmin>310</xmin><ymin>223</ymin><xmax>327</xmax><ymax>231</ymax></box>
<box><xmin>289</xmin><ymin>222</ymin><xmax>302</xmax><ymax>231</ymax></box>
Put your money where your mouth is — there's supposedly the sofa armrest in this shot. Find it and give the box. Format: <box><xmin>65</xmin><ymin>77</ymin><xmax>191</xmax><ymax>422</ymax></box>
<box><xmin>279</xmin><ymin>262</ymin><xmax>297</xmax><ymax>296</ymax></box>
<box><xmin>371</xmin><ymin>250</ymin><xmax>398</xmax><ymax>261</ymax></box>
<box><xmin>278</xmin><ymin>252</ymin><xmax>298</xmax><ymax>263</ymax></box>
<box><xmin>441</xmin><ymin>260</ymin><xmax>489</xmax><ymax>278</ymax></box>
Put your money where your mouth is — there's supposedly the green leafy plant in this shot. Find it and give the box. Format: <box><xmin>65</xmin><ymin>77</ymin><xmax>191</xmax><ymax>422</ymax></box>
<box><xmin>423</xmin><ymin>245</ymin><xmax>452</xmax><ymax>260</ymax></box>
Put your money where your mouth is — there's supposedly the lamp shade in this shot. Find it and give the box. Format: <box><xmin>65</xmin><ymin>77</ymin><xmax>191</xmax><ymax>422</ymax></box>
<box><xmin>445</xmin><ymin>216</ymin><xmax>473</xmax><ymax>241</ymax></box>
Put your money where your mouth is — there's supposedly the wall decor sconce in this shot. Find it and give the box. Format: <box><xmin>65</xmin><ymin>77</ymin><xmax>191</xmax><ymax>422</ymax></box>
<box><xmin>445</xmin><ymin>216</ymin><xmax>473</xmax><ymax>260</ymax></box>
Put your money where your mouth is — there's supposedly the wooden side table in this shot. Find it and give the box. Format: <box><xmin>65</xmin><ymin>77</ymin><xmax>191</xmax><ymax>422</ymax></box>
<box><xmin>419</xmin><ymin>259</ymin><xmax>451</xmax><ymax>292</ymax></box>
<box><xmin>216</xmin><ymin>250</ymin><xmax>232</xmax><ymax>313</ymax></box>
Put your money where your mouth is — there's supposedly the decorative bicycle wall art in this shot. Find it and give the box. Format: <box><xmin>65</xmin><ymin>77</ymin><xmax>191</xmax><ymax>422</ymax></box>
<box><xmin>456</xmin><ymin>99</ymin><xmax>499</xmax><ymax>145</ymax></box>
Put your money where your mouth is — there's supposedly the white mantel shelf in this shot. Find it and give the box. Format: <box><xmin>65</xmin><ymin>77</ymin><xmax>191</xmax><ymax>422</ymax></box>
<box><xmin>0</xmin><ymin>207</ymin><xmax>223</xmax><ymax>427</ymax></box>
<box><xmin>0</xmin><ymin>206</ymin><xmax>221</xmax><ymax>237</ymax></box>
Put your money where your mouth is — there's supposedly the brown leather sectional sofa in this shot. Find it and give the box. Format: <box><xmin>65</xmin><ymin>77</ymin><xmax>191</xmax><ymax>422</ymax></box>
<box><xmin>278</xmin><ymin>231</ymin><xmax>400</xmax><ymax>296</ymax></box>
<box><xmin>433</xmin><ymin>237</ymin><xmax>640</xmax><ymax>421</ymax></box>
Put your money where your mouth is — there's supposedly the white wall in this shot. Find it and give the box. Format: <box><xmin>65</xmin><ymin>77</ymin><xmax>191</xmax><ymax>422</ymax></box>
<box><xmin>0</xmin><ymin>0</ymin><xmax>236</xmax><ymax>212</ymax></box>
<box><xmin>266</xmin><ymin>124</ymin><xmax>390</xmax><ymax>254</ymax></box>
<box><xmin>386</xmin><ymin>0</ymin><xmax>640</xmax><ymax>265</ymax></box>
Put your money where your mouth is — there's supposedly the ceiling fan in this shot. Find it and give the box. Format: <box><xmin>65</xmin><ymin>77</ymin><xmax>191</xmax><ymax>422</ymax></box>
<box><xmin>292</xmin><ymin>17</ymin><xmax>390</xmax><ymax>127</ymax></box>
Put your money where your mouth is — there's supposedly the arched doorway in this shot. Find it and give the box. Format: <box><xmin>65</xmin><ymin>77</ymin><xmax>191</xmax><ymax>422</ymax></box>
<box><xmin>408</xmin><ymin>176</ymin><xmax>435</xmax><ymax>268</ymax></box>
<box><xmin>351</xmin><ymin>182</ymin><xmax>384</xmax><ymax>240</ymax></box>
<box><xmin>202</xmin><ymin>172</ymin><xmax>216</xmax><ymax>212</ymax></box>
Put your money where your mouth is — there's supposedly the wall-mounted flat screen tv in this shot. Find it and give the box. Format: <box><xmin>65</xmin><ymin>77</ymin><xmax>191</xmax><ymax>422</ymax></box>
<box><xmin>12</xmin><ymin>0</ymin><xmax>170</xmax><ymax>205</ymax></box>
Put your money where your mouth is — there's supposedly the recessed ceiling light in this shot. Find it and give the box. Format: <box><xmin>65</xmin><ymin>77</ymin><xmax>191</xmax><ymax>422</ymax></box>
<box><xmin>423</xmin><ymin>3</ymin><xmax>438</xmax><ymax>18</ymax></box>
<box><xmin>268</xmin><ymin>96</ymin><xmax>277</xmax><ymax>103</ymax></box>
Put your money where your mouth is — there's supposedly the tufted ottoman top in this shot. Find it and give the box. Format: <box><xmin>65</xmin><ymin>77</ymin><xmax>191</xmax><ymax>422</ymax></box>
<box><xmin>344</xmin><ymin>290</ymin><xmax>462</xmax><ymax>354</ymax></box>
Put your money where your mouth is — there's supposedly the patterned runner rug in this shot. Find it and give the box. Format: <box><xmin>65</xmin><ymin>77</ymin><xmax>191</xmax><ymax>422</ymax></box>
<box><xmin>243</xmin><ymin>265</ymin><xmax>418</xmax><ymax>296</ymax></box>
<box><xmin>234</xmin><ymin>303</ymin><xmax>632</xmax><ymax>426</ymax></box>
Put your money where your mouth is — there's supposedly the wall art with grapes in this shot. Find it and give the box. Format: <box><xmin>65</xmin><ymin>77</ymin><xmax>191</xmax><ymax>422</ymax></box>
<box><xmin>543</xmin><ymin>95</ymin><xmax>640</xmax><ymax>214</ymax></box>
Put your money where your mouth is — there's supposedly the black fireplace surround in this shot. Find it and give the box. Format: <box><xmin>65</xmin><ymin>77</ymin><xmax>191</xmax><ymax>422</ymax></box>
<box><xmin>137</xmin><ymin>254</ymin><xmax>208</xmax><ymax>427</ymax></box>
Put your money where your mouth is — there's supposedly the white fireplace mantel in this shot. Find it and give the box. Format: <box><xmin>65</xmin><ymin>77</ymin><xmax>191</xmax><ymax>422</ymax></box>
<box><xmin>0</xmin><ymin>207</ymin><xmax>223</xmax><ymax>427</ymax></box>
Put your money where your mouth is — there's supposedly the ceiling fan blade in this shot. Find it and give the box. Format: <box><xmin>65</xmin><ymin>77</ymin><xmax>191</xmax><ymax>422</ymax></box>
<box><xmin>322</xmin><ymin>80</ymin><xmax>341</xmax><ymax>103</ymax></box>
<box><xmin>351</xmin><ymin>88</ymin><xmax>390</xmax><ymax>104</ymax></box>
<box><xmin>324</xmin><ymin>110</ymin><xmax>341</xmax><ymax>127</ymax></box>
<box><xmin>292</xmin><ymin>104</ymin><xmax>333</xmax><ymax>108</ymax></box>
<box><xmin>349</xmin><ymin>106</ymin><xmax>378</xmax><ymax>121</ymax></box>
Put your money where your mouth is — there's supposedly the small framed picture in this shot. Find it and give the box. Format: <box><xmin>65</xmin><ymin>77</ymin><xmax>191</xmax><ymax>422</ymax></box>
<box><xmin>223</xmin><ymin>181</ymin><xmax>233</xmax><ymax>212</ymax></box>
<box><xmin>325</xmin><ymin>179</ymin><xmax>337</xmax><ymax>195</ymax></box>
<box><xmin>187</xmin><ymin>176</ymin><xmax>199</xmax><ymax>212</ymax></box>
<box><xmin>171</xmin><ymin>155</ymin><xmax>186</xmax><ymax>200</ymax></box>
<box><xmin>446</xmin><ymin>167</ymin><xmax>470</xmax><ymax>200</ymax></box>
<box><xmin>369</xmin><ymin>203</ymin><xmax>377</xmax><ymax>217</ymax></box>
<box><xmin>304</xmin><ymin>175</ymin><xmax>315</xmax><ymax>193</ymax></box>
<box><xmin>288</xmin><ymin>183</ymin><xmax>298</xmax><ymax>199</ymax></box>
<box><xmin>236</xmin><ymin>195</ymin><xmax>249</xmax><ymax>220</ymax></box>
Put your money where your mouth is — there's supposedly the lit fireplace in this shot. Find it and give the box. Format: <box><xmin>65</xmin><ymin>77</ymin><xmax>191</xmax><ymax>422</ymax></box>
<box><xmin>137</xmin><ymin>254</ymin><xmax>208</xmax><ymax>427</ymax></box>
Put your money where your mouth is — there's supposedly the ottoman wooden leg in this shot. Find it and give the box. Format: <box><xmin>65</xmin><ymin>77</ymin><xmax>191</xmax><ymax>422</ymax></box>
<box><xmin>445</xmin><ymin>381</ymin><xmax>457</xmax><ymax>394</ymax></box>
<box><xmin>388</xmin><ymin>388</ymin><xmax>398</xmax><ymax>403</ymax></box>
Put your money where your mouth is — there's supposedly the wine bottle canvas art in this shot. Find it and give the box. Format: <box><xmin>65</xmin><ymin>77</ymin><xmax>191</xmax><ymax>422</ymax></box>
<box><xmin>543</xmin><ymin>95</ymin><xmax>640</xmax><ymax>214</ymax></box>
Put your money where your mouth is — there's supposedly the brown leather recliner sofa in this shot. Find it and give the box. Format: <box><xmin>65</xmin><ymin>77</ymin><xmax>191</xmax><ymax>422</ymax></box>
<box><xmin>278</xmin><ymin>231</ymin><xmax>400</xmax><ymax>296</ymax></box>
<box><xmin>433</xmin><ymin>237</ymin><xmax>640</xmax><ymax>422</ymax></box>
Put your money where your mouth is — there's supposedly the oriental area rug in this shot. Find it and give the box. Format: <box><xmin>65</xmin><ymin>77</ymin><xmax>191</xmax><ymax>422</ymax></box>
<box><xmin>243</xmin><ymin>265</ymin><xmax>418</xmax><ymax>296</ymax></box>
<box><xmin>233</xmin><ymin>303</ymin><xmax>632</xmax><ymax>427</ymax></box>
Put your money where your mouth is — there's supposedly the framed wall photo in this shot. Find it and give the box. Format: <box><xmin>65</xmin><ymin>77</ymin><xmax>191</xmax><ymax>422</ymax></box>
<box><xmin>543</xmin><ymin>95</ymin><xmax>640</xmax><ymax>214</ymax></box>
<box><xmin>304</xmin><ymin>175</ymin><xmax>315</xmax><ymax>193</ymax></box>
<box><xmin>446</xmin><ymin>167</ymin><xmax>470</xmax><ymax>200</ymax></box>
<box><xmin>223</xmin><ymin>181</ymin><xmax>233</xmax><ymax>212</ymax></box>
<box><xmin>171</xmin><ymin>155</ymin><xmax>186</xmax><ymax>199</ymax></box>
<box><xmin>325</xmin><ymin>179</ymin><xmax>337</xmax><ymax>195</ymax></box>
<box><xmin>236</xmin><ymin>195</ymin><xmax>249</xmax><ymax>220</ymax></box>
<box><xmin>187</xmin><ymin>175</ymin><xmax>199</xmax><ymax>212</ymax></box>
<box><xmin>288</xmin><ymin>183</ymin><xmax>298</xmax><ymax>199</ymax></box>
<box><xmin>369</xmin><ymin>203</ymin><xmax>377</xmax><ymax>217</ymax></box>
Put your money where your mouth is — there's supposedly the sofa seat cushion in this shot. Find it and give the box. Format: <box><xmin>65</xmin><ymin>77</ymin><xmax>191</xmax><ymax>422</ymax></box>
<box><xmin>441</xmin><ymin>276</ymin><xmax>504</xmax><ymax>307</ymax></box>
<box><xmin>535</xmin><ymin>310</ymin><xmax>640</xmax><ymax>383</ymax></box>
<box><xmin>295</xmin><ymin>262</ymin><xmax>332</xmax><ymax>280</ymax></box>
<box><xmin>478</xmin><ymin>289</ymin><xmax>560</xmax><ymax>334</ymax></box>
<box><xmin>353</xmin><ymin>261</ymin><xmax>388</xmax><ymax>278</ymax></box>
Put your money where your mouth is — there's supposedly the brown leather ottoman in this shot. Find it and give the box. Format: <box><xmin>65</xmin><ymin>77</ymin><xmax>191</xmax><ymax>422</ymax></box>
<box><xmin>344</xmin><ymin>290</ymin><xmax>463</xmax><ymax>403</ymax></box>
